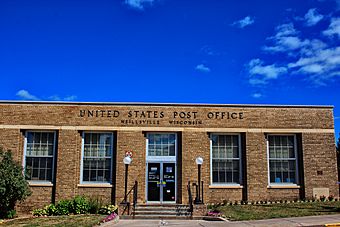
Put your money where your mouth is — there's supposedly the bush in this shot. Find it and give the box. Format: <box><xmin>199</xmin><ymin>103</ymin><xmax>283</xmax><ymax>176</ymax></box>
<box><xmin>45</xmin><ymin>204</ymin><xmax>57</xmax><ymax>216</ymax></box>
<box><xmin>32</xmin><ymin>208</ymin><xmax>47</xmax><ymax>217</ymax></box>
<box><xmin>32</xmin><ymin>195</ymin><xmax>118</xmax><ymax>216</ymax></box>
<box><xmin>71</xmin><ymin>196</ymin><xmax>89</xmax><ymax>214</ymax></box>
<box><xmin>55</xmin><ymin>200</ymin><xmax>72</xmax><ymax>215</ymax></box>
<box><xmin>88</xmin><ymin>197</ymin><xmax>104</xmax><ymax>214</ymax></box>
<box><xmin>98</xmin><ymin>205</ymin><xmax>118</xmax><ymax>215</ymax></box>
<box><xmin>0</xmin><ymin>148</ymin><xmax>31</xmax><ymax>218</ymax></box>
<box><xmin>6</xmin><ymin>210</ymin><xmax>16</xmax><ymax>219</ymax></box>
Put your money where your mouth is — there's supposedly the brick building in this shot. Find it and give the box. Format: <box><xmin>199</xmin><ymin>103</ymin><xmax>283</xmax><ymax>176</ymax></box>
<box><xmin>0</xmin><ymin>101</ymin><xmax>338</xmax><ymax>212</ymax></box>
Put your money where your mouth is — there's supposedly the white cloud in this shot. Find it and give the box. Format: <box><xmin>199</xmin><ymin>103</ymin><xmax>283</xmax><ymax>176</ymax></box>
<box><xmin>48</xmin><ymin>95</ymin><xmax>77</xmax><ymax>101</ymax></box>
<box><xmin>16</xmin><ymin>90</ymin><xmax>39</xmax><ymax>100</ymax></box>
<box><xmin>263</xmin><ymin>23</ymin><xmax>310</xmax><ymax>53</ymax></box>
<box><xmin>64</xmin><ymin>95</ymin><xmax>77</xmax><ymax>101</ymax></box>
<box><xmin>274</xmin><ymin>23</ymin><xmax>298</xmax><ymax>37</ymax></box>
<box><xmin>124</xmin><ymin>0</ymin><xmax>156</xmax><ymax>10</ymax></box>
<box><xmin>16</xmin><ymin>90</ymin><xmax>77</xmax><ymax>101</ymax></box>
<box><xmin>247</xmin><ymin>59</ymin><xmax>287</xmax><ymax>85</ymax></box>
<box><xmin>299</xmin><ymin>39</ymin><xmax>327</xmax><ymax>56</ymax></box>
<box><xmin>195</xmin><ymin>64</ymin><xmax>211</xmax><ymax>73</ymax></box>
<box><xmin>248</xmin><ymin>11</ymin><xmax>340</xmax><ymax>87</ymax></box>
<box><xmin>252</xmin><ymin>93</ymin><xmax>262</xmax><ymax>98</ymax></box>
<box><xmin>232</xmin><ymin>16</ymin><xmax>255</xmax><ymax>28</ymax></box>
<box><xmin>304</xmin><ymin>8</ymin><xmax>324</xmax><ymax>26</ymax></box>
<box><xmin>288</xmin><ymin>46</ymin><xmax>340</xmax><ymax>84</ymax></box>
<box><xmin>48</xmin><ymin>95</ymin><xmax>61</xmax><ymax>101</ymax></box>
<box><xmin>323</xmin><ymin>17</ymin><xmax>340</xmax><ymax>38</ymax></box>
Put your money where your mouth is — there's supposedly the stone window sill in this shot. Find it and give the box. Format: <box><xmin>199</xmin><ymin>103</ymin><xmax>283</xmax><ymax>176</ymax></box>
<box><xmin>209</xmin><ymin>185</ymin><xmax>243</xmax><ymax>189</ymax></box>
<box><xmin>267</xmin><ymin>185</ymin><xmax>300</xmax><ymax>189</ymax></box>
<box><xmin>77</xmin><ymin>184</ymin><xmax>113</xmax><ymax>188</ymax></box>
<box><xmin>29</xmin><ymin>182</ymin><xmax>53</xmax><ymax>187</ymax></box>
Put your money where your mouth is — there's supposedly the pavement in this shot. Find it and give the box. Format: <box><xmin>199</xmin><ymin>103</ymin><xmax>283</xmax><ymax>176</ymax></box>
<box><xmin>100</xmin><ymin>214</ymin><xmax>340</xmax><ymax>227</ymax></box>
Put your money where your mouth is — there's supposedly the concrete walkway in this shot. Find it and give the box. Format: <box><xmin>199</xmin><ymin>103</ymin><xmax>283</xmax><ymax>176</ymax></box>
<box><xmin>101</xmin><ymin>214</ymin><xmax>340</xmax><ymax>226</ymax></box>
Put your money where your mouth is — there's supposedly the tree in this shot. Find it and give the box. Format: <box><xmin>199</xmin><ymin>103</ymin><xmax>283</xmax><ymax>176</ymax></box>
<box><xmin>0</xmin><ymin>148</ymin><xmax>31</xmax><ymax>218</ymax></box>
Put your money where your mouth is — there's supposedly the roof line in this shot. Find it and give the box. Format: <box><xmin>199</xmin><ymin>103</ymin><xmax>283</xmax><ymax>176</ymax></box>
<box><xmin>0</xmin><ymin>100</ymin><xmax>334</xmax><ymax>108</ymax></box>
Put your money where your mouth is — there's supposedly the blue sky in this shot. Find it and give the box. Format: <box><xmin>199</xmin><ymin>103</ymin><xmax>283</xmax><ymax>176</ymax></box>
<box><xmin>0</xmin><ymin>0</ymin><xmax>340</xmax><ymax>141</ymax></box>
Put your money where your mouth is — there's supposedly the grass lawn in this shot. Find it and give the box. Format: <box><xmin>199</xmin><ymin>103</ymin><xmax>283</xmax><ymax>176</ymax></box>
<box><xmin>215</xmin><ymin>201</ymin><xmax>340</xmax><ymax>221</ymax></box>
<box><xmin>1</xmin><ymin>214</ymin><xmax>106</xmax><ymax>227</ymax></box>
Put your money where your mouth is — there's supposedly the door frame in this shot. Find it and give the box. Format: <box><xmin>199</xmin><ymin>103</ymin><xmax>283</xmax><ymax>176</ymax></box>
<box><xmin>145</xmin><ymin>132</ymin><xmax>177</xmax><ymax>204</ymax></box>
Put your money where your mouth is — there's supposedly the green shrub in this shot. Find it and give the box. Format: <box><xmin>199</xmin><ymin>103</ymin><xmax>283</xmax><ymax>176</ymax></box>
<box><xmin>32</xmin><ymin>208</ymin><xmax>47</xmax><ymax>217</ymax></box>
<box><xmin>6</xmin><ymin>210</ymin><xmax>16</xmax><ymax>219</ymax></box>
<box><xmin>98</xmin><ymin>205</ymin><xmax>118</xmax><ymax>215</ymax></box>
<box><xmin>32</xmin><ymin>195</ymin><xmax>117</xmax><ymax>216</ymax></box>
<box><xmin>55</xmin><ymin>200</ymin><xmax>72</xmax><ymax>215</ymax></box>
<box><xmin>0</xmin><ymin>148</ymin><xmax>31</xmax><ymax>219</ymax></box>
<box><xmin>71</xmin><ymin>196</ymin><xmax>89</xmax><ymax>214</ymax></box>
<box><xmin>88</xmin><ymin>197</ymin><xmax>104</xmax><ymax>214</ymax></box>
<box><xmin>45</xmin><ymin>204</ymin><xmax>57</xmax><ymax>216</ymax></box>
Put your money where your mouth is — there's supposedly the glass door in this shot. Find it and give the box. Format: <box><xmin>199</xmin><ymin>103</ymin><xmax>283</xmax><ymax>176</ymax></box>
<box><xmin>147</xmin><ymin>162</ymin><xmax>176</xmax><ymax>203</ymax></box>
<box><xmin>162</xmin><ymin>163</ymin><xmax>176</xmax><ymax>202</ymax></box>
<box><xmin>147</xmin><ymin>163</ymin><xmax>161</xmax><ymax>202</ymax></box>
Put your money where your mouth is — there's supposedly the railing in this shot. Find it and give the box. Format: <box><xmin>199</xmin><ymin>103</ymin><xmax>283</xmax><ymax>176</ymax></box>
<box><xmin>120</xmin><ymin>181</ymin><xmax>138</xmax><ymax>216</ymax></box>
<box><xmin>192</xmin><ymin>181</ymin><xmax>204</xmax><ymax>204</ymax></box>
<box><xmin>187</xmin><ymin>181</ymin><xmax>193</xmax><ymax>216</ymax></box>
<box><xmin>132</xmin><ymin>180</ymin><xmax>138</xmax><ymax>218</ymax></box>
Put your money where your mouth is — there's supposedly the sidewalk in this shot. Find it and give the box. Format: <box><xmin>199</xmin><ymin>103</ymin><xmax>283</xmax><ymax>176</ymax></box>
<box><xmin>101</xmin><ymin>214</ymin><xmax>340</xmax><ymax>226</ymax></box>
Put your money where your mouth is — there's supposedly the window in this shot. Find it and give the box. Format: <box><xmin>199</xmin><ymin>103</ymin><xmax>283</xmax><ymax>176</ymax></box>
<box><xmin>81</xmin><ymin>132</ymin><xmax>113</xmax><ymax>183</ymax></box>
<box><xmin>211</xmin><ymin>134</ymin><xmax>241</xmax><ymax>185</ymax></box>
<box><xmin>147</xmin><ymin>133</ymin><xmax>176</xmax><ymax>157</ymax></box>
<box><xmin>268</xmin><ymin>135</ymin><xmax>298</xmax><ymax>185</ymax></box>
<box><xmin>24</xmin><ymin>131</ymin><xmax>56</xmax><ymax>182</ymax></box>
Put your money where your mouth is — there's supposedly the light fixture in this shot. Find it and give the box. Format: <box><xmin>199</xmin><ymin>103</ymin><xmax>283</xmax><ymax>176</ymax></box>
<box><xmin>123</xmin><ymin>156</ymin><xmax>132</xmax><ymax>165</ymax></box>
<box><xmin>196</xmin><ymin>156</ymin><xmax>203</xmax><ymax>165</ymax></box>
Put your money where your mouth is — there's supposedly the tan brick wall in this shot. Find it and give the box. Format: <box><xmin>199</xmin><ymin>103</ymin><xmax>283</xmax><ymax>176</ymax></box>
<box><xmin>302</xmin><ymin>133</ymin><xmax>338</xmax><ymax>199</ymax></box>
<box><xmin>267</xmin><ymin>189</ymin><xmax>300</xmax><ymax>201</ymax></box>
<box><xmin>0</xmin><ymin>129</ymin><xmax>24</xmax><ymax>163</ymax></box>
<box><xmin>0</xmin><ymin>103</ymin><xmax>334</xmax><ymax>129</ymax></box>
<box><xmin>55</xmin><ymin>130</ymin><xmax>80</xmax><ymax>201</ymax></box>
<box><xmin>0</xmin><ymin>102</ymin><xmax>337</xmax><ymax>212</ymax></box>
<box><xmin>17</xmin><ymin>186</ymin><xmax>53</xmax><ymax>213</ymax></box>
<box><xmin>246</xmin><ymin>132</ymin><xmax>268</xmax><ymax>201</ymax></box>
<box><xmin>181</xmin><ymin>132</ymin><xmax>210</xmax><ymax>203</ymax></box>
<box><xmin>116</xmin><ymin>131</ymin><xmax>146</xmax><ymax>203</ymax></box>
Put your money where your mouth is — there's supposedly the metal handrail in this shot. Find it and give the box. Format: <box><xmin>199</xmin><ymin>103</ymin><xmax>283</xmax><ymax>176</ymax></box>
<box><xmin>187</xmin><ymin>181</ymin><xmax>193</xmax><ymax>217</ymax></box>
<box><xmin>132</xmin><ymin>181</ymin><xmax>138</xmax><ymax>218</ymax></box>
<box><xmin>120</xmin><ymin>181</ymin><xmax>138</xmax><ymax>216</ymax></box>
<box><xmin>193</xmin><ymin>181</ymin><xmax>204</xmax><ymax>204</ymax></box>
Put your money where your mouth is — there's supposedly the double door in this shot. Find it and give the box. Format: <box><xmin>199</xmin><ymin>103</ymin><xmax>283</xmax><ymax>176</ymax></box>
<box><xmin>147</xmin><ymin>162</ymin><xmax>176</xmax><ymax>203</ymax></box>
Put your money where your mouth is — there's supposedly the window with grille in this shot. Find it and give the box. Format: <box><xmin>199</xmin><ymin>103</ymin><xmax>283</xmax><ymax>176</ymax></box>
<box><xmin>211</xmin><ymin>134</ymin><xmax>241</xmax><ymax>185</ymax></box>
<box><xmin>82</xmin><ymin>132</ymin><xmax>113</xmax><ymax>183</ymax></box>
<box><xmin>268</xmin><ymin>135</ymin><xmax>298</xmax><ymax>184</ymax></box>
<box><xmin>25</xmin><ymin>131</ymin><xmax>56</xmax><ymax>182</ymax></box>
<box><xmin>147</xmin><ymin>133</ymin><xmax>176</xmax><ymax>157</ymax></box>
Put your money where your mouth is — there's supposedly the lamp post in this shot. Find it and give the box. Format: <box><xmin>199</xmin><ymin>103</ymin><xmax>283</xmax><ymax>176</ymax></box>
<box><xmin>195</xmin><ymin>156</ymin><xmax>203</xmax><ymax>204</ymax></box>
<box><xmin>123</xmin><ymin>156</ymin><xmax>132</xmax><ymax>204</ymax></box>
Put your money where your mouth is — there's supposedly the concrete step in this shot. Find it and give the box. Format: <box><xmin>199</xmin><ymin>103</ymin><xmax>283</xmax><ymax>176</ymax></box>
<box><xmin>134</xmin><ymin>207</ymin><xmax>189</xmax><ymax>211</ymax></box>
<box><xmin>125</xmin><ymin>204</ymin><xmax>192</xmax><ymax>220</ymax></box>
<box><xmin>134</xmin><ymin>211</ymin><xmax>191</xmax><ymax>216</ymax></box>
<box><xmin>135</xmin><ymin>204</ymin><xmax>189</xmax><ymax>208</ymax></box>
<box><xmin>121</xmin><ymin>215</ymin><xmax>193</xmax><ymax>220</ymax></box>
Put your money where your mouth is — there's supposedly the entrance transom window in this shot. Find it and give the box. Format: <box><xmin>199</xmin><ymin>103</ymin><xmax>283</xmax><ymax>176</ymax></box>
<box><xmin>146</xmin><ymin>133</ymin><xmax>177</xmax><ymax>203</ymax></box>
<box><xmin>147</xmin><ymin>133</ymin><xmax>176</xmax><ymax>158</ymax></box>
